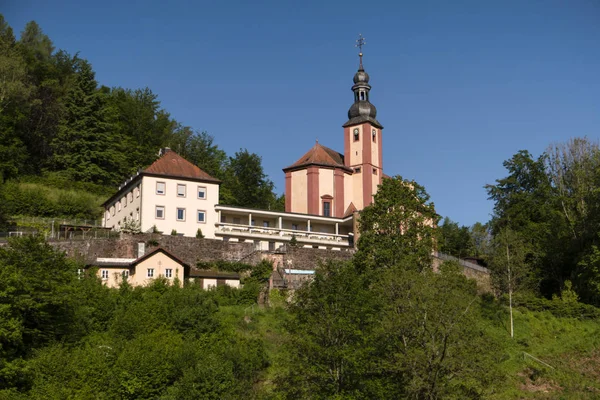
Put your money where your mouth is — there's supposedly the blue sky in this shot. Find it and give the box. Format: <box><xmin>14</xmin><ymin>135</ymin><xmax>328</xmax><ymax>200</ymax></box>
<box><xmin>4</xmin><ymin>0</ymin><xmax>600</xmax><ymax>226</ymax></box>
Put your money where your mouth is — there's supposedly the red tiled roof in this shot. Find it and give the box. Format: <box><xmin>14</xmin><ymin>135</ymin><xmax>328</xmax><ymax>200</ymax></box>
<box><xmin>143</xmin><ymin>149</ymin><xmax>220</xmax><ymax>183</ymax></box>
<box><xmin>283</xmin><ymin>142</ymin><xmax>349</xmax><ymax>171</ymax></box>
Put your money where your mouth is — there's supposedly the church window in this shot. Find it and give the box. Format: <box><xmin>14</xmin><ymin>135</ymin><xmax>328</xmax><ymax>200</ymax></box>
<box><xmin>372</xmin><ymin>129</ymin><xmax>376</xmax><ymax>142</ymax></box>
<box><xmin>353</xmin><ymin>128</ymin><xmax>359</xmax><ymax>141</ymax></box>
<box><xmin>323</xmin><ymin>202</ymin><xmax>331</xmax><ymax>217</ymax></box>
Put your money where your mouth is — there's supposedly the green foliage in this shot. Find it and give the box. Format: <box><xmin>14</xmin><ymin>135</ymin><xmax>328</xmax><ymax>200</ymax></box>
<box><xmin>170</xmin><ymin>229</ymin><xmax>177</xmax><ymax>236</ymax></box>
<box><xmin>120</xmin><ymin>218</ymin><xmax>141</xmax><ymax>234</ymax></box>
<box><xmin>195</xmin><ymin>228</ymin><xmax>204</xmax><ymax>238</ymax></box>
<box><xmin>289</xmin><ymin>234</ymin><xmax>298</xmax><ymax>247</ymax></box>
<box><xmin>438</xmin><ymin>216</ymin><xmax>475</xmax><ymax>258</ymax></box>
<box><xmin>355</xmin><ymin>175</ymin><xmax>439</xmax><ymax>272</ymax></box>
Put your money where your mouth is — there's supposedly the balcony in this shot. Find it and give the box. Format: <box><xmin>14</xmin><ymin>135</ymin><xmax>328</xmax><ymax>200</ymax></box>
<box><xmin>215</xmin><ymin>222</ymin><xmax>351</xmax><ymax>248</ymax></box>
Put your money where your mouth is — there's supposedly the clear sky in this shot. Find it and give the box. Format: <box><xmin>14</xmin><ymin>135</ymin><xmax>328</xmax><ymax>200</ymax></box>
<box><xmin>4</xmin><ymin>0</ymin><xmax>600</xmax><ymax>226</ymax></box>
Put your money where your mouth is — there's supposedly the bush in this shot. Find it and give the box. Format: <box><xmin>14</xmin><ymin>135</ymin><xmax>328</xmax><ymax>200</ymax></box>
<box><xmin>196</xmin><ymin>228</ymin><xmax>204</xmax><ymax>239</ymax></box>
<box><xmin>512</xmin><ymin>292</ymin><xmax>600</xmax><ymax>320</ymax></box>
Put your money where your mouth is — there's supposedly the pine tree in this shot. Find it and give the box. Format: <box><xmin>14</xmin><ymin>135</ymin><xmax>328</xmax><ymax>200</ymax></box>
<box><xmin>50</xmin><ymin>59</ymin><xmax>124</xmax><ymax>185</ymax></box>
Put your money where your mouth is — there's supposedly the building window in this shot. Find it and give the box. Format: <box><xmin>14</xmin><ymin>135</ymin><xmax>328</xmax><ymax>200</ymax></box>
<box><xmin>101</xmin><ymin>270</ymin><xmax>109</xmax><ymax>280</ymax></box>
<box><xmin>323</xmin><ymin>202</ymin><xmax>331</xmax><ymax>217</ymax></box>
<box><xmin>221</xmin><ymin>214</ymin><xmax>226</xmax><ymax>223</ymax></box>
<box><xmin>353</xmin><ymin>128</ymin><xmax>359</xmax><ymax>141</ymax></box>
<box><xmin>156</xmin><ymin>181</ymin><xmax>166</xmax><ymax>195</ymax></box>
<box><xmin>251</xmin><ymin>219</ymin><xmax>256</xmax><ymax>226</ymax></box>
<box><xmin>373</xmin><ymin>168</ymin><xmax>377</xmax><ymax>175</ymax></box>
<box><xmin>128</xmin><ymin>192</ymin><xmax>133</xmax><ymax>202</ymax></box>
<box><xmin>117</xmin><ymin>201</ymin><xmax>121</xmax><ymax>211</ymax></box>
<box><xmin>197</xmin><ymin>210</ymin><xmax>206</xmax><ymax>223</ymax></box>
<box><xmin>233</xmin><ymin>217</ymin><xmax>241</xmax><ymax>225</ymax></box>
<box><xmin>372</xmin><ymin>129</ymin><xmax>376</xmax><ymax>142</ymax></box>
<box><xmin>177</xmin><ymin>184</ymin><xmax>186</xmax><ymax>197</ymax></box>
<box><xmin>106</xmin><ymin>210</ymin><xmax>110</xmax><ymax>221</ymax></box>
<box><xmin>147</xmin><ymin>268</ymin><xmax>154</xmax><ymax>278</ymax></box>
<box><xmin>136</xmin><ymin>186</ymin><xmax>140</xmax><ymax>198</ymax></box>
<box><xmin>122</xmin><ymin>270</ymin><xmax>129</xmax><ymax>279</ymax></box>
<box><xmin>165</xmin><ymin>268</ymin><xmax>172</xmax><ymax>278</ymax></box>
<box><xmin>292</xmin><ymin>223</ymin><xmax>299</xmax><ymax>230</ymax></box>
<box><xmin>269</xmin><ymin>241</ymin><xmax>275</xmax><ymax>251</ymax></box>
<box><xmin>197</xmin><ymin>186</ymin><xmax>206</xmax><ymax>199</ymax></box>
<box><xmin>254</xmin><ymin>240</ymin><xmax>261</xmax><ymax>251</ymax></box>
<box><xmin>136</xmin><ymin>208</ymin><xmax>140</xmax><ymax>221</ymax></box>
<box><xmin>123</xmin><ymin>196</ymin><xmax>127</xmax><ymax>207</ymax></box>
<box><xmin>263</xmin><ymin>221</ymin><xmax>270</xmax><ymax>228</ymax></box>
<box><xmin>111</xmin><ymin>206</ymin><xmax>115</xmax><ymax>216</ymax></box>
<box><xmin>354</xmin><ymin>167</ymin><xmax>361</xmax><ymax>173</ymax></box>
<box><xmin>155</xmin><ymin>206</ymin><xmax>165</xmax><ymax>219</ymax></box>
<box><xmin>176</xmin><ymin>208</ymin><xmax>186</xmax><ymax>221</ymax></box>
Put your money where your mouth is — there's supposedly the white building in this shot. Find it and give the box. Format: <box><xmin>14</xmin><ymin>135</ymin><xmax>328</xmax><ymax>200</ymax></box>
<box><xmin>102</xmin><ymin>149</ymin><xmax>221</xmax><ymax>237</ymax></box>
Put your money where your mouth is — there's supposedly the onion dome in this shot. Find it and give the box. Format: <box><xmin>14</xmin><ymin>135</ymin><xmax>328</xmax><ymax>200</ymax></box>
<box><xmin>343</xmin><ymin>51</ymin><xmax>383</xmax><ymax>129</ymax></box>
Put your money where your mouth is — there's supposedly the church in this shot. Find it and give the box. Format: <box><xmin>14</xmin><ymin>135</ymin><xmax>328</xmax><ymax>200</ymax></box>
<box><xmin>283</xmin><ymin>46</ymin><xmax>384</xmax><ymax>218</ymax></box>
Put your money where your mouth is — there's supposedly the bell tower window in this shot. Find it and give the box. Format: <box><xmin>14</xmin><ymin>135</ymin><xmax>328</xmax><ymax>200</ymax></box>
<box><xmin>359</xmin><ymin>91</ymin><xmax>365</xmax><ymax>101</ymax></box>
<box><xmin>372</xmin><ymin>129</ymin><xmax>376</xmax><ymax>142</ymax></box>
<box><xmin>353</xmin><ymin>128</ymin><xmax>359</xmax><ymax>141</ymax></box>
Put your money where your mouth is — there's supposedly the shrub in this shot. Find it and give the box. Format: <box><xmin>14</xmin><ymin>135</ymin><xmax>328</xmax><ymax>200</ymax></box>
<box><xmin>170</xmin><ymin>229</ymin><xmax>177</xmax><ymax>236</ymax></box>
<box><xmin>196</xmin><ymin>228</ymin><xmax>204</xmax><ymax>239</ymax></box>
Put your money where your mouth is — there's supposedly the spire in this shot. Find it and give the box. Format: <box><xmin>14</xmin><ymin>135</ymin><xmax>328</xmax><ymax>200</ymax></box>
<box><xmin>356</xmin><ymin>33</ymin><xmax>366</xmax><ymax>71</ymax></box>
<box><xmin>343</xmin><ymin>34</ymin><xmax>382</xmax><ymax>129</ymax></box>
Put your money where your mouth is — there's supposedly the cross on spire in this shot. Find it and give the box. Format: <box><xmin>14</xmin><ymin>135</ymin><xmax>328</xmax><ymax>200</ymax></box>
<box><xmin>355</xmin><ymin>33</ymin><xmax>366</xmax><ymax>70</ymax></box>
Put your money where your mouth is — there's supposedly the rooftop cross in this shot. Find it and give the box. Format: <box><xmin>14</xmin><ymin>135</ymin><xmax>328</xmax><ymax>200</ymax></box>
<box><xmin>355</xmin><ymin>33</ymin><xmax>366</xmax><ymax>70</ymax></box>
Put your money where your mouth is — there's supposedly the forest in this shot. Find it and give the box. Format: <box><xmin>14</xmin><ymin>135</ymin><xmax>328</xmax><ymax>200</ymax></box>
<box><xmin>1</xmin><ymin>15</ymin><xmax>600</xmax><ymax>399</ymax></box>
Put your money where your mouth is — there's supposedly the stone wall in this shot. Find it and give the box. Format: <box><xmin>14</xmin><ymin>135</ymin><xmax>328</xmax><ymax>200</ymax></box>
<box><xmin>50</xmin><ymin>233</ymin><xmax>255</xmax><ymax>267</ymax></box>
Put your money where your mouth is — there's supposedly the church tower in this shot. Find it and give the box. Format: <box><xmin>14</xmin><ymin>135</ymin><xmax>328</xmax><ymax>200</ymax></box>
<box><xmin>342</xmin><ymin>35</ymin><xmax>383</xmax><ymax>210</ymax></box>
<box><xmin>283</xmin><ymin>35</ymin><xmax>384</xmax><ymax>217</ymax></box>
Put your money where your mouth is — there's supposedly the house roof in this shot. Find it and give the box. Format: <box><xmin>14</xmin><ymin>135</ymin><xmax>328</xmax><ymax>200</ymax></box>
<box><xmin>189</xmin><ymin>270</ymin><xmax>240</xmax><ymax>279</ymax></box>
<box><xmin>283</xmin><ymin>142</ymin><xmax>352</xmax><ymax>172</ymax></box>
<box><xmin>143</xmin><ymin>149</ymin><xmax>220</xmax><ymax>183</ymax></box>
<box><xmin>130</xmin><ymin>247</ymin><xmax>190</xmax><ymax>268</ymax></box>
<box><xmin>102</xmin><ymin>149</ymin><xmax>220</xmax><ymax>207</ymax></box>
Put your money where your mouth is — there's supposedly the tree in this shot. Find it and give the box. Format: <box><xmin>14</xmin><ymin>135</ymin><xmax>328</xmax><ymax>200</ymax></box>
<box><xmin>276</xmin><ymin>261</ymin><xmax>378</xmax><ymax>398</ymax></box>
<box><xmin>222</xmin><ymin>149</ymin><xmax>276</xmax><ymax>209</ymax></box>
<box><xmin>438</xmin><ymin>217</ymin><xmax>473</xmax><ymax>258</ymax></box>
<box><xmin>50</xmin><ymin>59</ymin><xmax>125</xmax><ymax>185</ymax></box>
<box><xmin>355</xmin><ymin>175</ymin><xmax>439</xmax><ymax>272</ymax></box>
<box><xmin>0</xmin><ymin>236</ymin><xmax>78</xmax><ymax>391</ymax></box>
<box><xmin>168</xmin><ymin>129</ymin><xmax>227</xmax><ymax>180</ymax></box>
<box><xmin>372</xmin><ymin>263</ymin><xmax>504</xmax><ymax>398</ymax></box>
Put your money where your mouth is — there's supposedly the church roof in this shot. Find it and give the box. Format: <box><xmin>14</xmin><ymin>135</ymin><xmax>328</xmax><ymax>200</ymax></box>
<box><xmin>143</xmin><ymin>149</ymin><xmax>220</xmax><ymax>183</ymax></box>
<box><xmin>283</xmin><ymin>142</ymin><xmax>351</xmax><ymax>172</ymax></box>
<box><xmin>344</xmin><ymin>202</ymin><xmax>358</xmax><ymax>217</ymax></box>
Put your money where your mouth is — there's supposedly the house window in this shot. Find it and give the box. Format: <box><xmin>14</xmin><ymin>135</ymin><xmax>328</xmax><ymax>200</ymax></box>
<box><xmin>292</xmin><ymin>223</ymin><xmax>299</xmax><ymax>230</ymax></box>
<box><xmin>251</xmin><ymin>219</ymin><xmax>256</xmax><ymax>226</ymax></box>
<box><xmin>136</xmin><ymin>208</ymin><xmax>139</xmax><ymax>221</ymax></box>
<box><xmin>122</xmin><ymin>270</ymin><xmax>129</xmax><ymax>279</ymax></box>
<box><xmin>233</xmin><ymin>217</ymin><xmax>241</xmax><ymax>225</ymax></box>
<box><xmin>372</xmin><ymin>129</ymin><xmax>377</xmax><ymax>142</ymax></box>
<box><xmin>263</xmin><ymin>221</ymin><xmax>270</xmax><ymax>228</ymax></box>
<box><xmin>221</xmin><ymin>215</ymin><xmax>226</xmax><ymax>223</ymax></box>
<box><xmin>147</xmin><ymin>268</ymin><xmax>154</xmax><ymax>278</ymax></box>
<box><xmin>254</xmin><ymin>240</ymin><xmax>261</xmax><ymax>250</ymax></box>
<box><xmin>177</xmin><ymin>184</ymin><xmax>186</xmax><ymax>197</ymax></box>
<box><xmin>111</xmin><ymin>206</ymin><xmax>115</xmax><ymax>216</ymax></box>
<box><xmin>323</xmin><ymin>202</ymin><xmax>331</xmax><ymax>217</ymax></box>
<box><xmin>117</xmin><ymin>201</ymin><xmax>121</xmax><ymax>211</ymax></box>
<box><xmin>217</xmin><ymin>278</ymin><xmax>226</xmax><ymax>287</ymax></box>
<box><xmin>197</xmin><ymin>210</ymin><xmax>206</xmax><ymax>223</ymax></box>
<box><xmin>123</xmin><ymin>196</ymin><xmax>127</xmax><ymax>207</ymax></box>
<box><xmin>106</xmin><ymin>210</ymin><xmax>110</xmax><ymax>221</ymax></box>
<box><xmin>101</xmin><ymin>270</ymin><xmax>109</xmax><ymax>280</ymax></box>
<box><xmin>136</xmin><ymin>186</ymin><xmax>140</xmax><ymax>198</ymax></box>
<box><xmin>197</xmin><ymin>186</ymin><xmax>206</xmax><ymax>199</ymax></box>
<box><xmin>128</xmin><ymin>192</ymin><xmax>133</xmax><ymax>202</ymax></box>
<box><xmin>165</xmin><ymin>268</ymin><xmax>173</xmax><ymax>278</ymax></box>
<box><xmin>269</xmin><ymin>241</ymin><xmax>275</xmax><ymax>251</ymax></box>
<box><xmin>176</xmin><ymin>208</ymin><xmax>186</xmax><ymax>221</ymax></box>
<box><xmin>155</xmin><ymin>206</ymin><xmax>165</xmax><ymax>219</ymax></box>
<box><xmin>156</xmin><ymin>181</ymin><xmax>166</xmax><ymax>195</ymax></box>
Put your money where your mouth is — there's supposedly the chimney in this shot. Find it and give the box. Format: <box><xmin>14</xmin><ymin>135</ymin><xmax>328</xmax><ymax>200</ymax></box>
<box><xmin>157</xmin><ymin>147</ymin><xmax>171</xmax><ymax>157</ymax></box>
<box><xmin>137</xmin><ymin>242</ymin><xmax>146</xmax><ymax>258</ymax></box>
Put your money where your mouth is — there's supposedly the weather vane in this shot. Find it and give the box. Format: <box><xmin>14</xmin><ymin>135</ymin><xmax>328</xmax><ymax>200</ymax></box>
<box><xmin>355</xmin><ymin>34</ymin><xmax>366</xmax><ymax>69</ymax></box>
